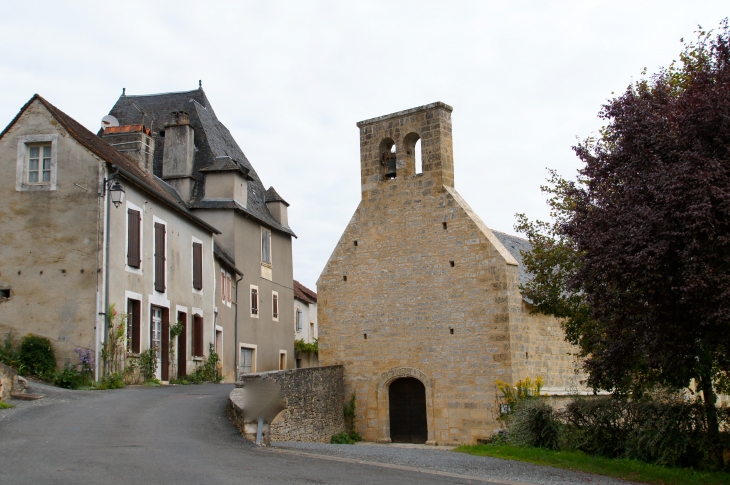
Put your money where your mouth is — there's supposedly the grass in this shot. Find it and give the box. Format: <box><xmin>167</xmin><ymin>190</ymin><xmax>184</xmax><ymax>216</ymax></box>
<box><xmin>0</xmin><ymin>400</ymin><xmax>14</xmax><ymax>409</ymax></box>
<box><xmin>455</xmin><ymin>444</ymin><xmax>730</xmax><ymax>485</ymax></box>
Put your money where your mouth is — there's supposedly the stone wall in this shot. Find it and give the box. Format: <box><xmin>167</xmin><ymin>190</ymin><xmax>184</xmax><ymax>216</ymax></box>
<box><xmin>230</xmin><ymin>365</ymin><xmax>345</xmax><ymax>443</ymax></box>
<box><xmin>0</xmin><ymin>362</ymin><xmax>17</xmax><ymax>401</ymax></box>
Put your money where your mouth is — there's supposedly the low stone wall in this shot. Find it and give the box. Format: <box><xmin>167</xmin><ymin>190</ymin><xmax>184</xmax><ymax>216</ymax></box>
<box><xmin>230</xmin><ymin>365</ymin><xmax>345</xmax><ymax>443</ymax></box>
<box><xmin>0</xmin><ymin>362</ymin><xmax>17</xmax><ymax>401</ymax></box>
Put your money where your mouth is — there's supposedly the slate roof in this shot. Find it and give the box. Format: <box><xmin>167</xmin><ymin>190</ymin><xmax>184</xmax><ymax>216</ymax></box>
<box><xmin>293</xmin><ymin>280</ymin><xmax>317</xmax><ymax>304</ymax></box>
<box><xmin>106</xmin><ymin>88</ymin><xmax>295</xmax><ymax>237</ymax></box>
<box><xmin>265</xmin><ymin>186</ymin><xmax>289</xmax><ymax>206</ymax></box>
<box><xmin>0</xmin><ymin>94</ymin><xmax>220</xmax><ymax>235</ymax></box>
<box><xmin>492</xmin><ymin>230</ymin><xmax>533</xmax><ymax>289</ymax></box>
<box><xmin>214</xmin><ymin>241</ymin><xmax>243</xmax><ymax>276</ymax></box>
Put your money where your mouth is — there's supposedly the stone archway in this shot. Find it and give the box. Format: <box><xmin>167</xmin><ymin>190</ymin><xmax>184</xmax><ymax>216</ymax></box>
<box><xmin>376</xmin><ymin>367</ymin><xmax>435</xmax><ymax>444</ymax></box>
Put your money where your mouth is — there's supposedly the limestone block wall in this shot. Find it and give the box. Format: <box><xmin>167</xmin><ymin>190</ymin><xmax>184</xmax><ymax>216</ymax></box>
<box><xmin>0</xmin><ymin>362</ymin><xmax>17</xmax><ymax>401</ymax></box>
<box><xmin>231</xmin><ymin>365</ymin><xmax>344</xmax><ymax>443</ymax></box>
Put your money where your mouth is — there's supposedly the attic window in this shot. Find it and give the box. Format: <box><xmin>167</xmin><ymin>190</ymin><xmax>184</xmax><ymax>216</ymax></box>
<box><xmin>354</xmin><ymin>241</ymin><xmax>358</xmax><ymax>246</ymax></box>
<box><xmin>442</xmin><ymin>222</ymin><xmax>448</xmax><ymax>230</ymax></box>
<box><xmin>0</xmin><ymin>289</ymin><xmax>9</xmax><ymax>299</ymax></box>
<box><xmin>159</xmin><ymin>130</ymin><xmax>165</xmax><ymax>137</ymax></box>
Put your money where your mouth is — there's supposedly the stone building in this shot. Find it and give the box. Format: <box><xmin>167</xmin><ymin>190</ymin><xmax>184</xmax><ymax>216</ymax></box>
<box><xmin>105</xmin><ymin>86</ymin><xmax>297</xmax><ymax>379</ymax></box>
<box><xmin>317</xmin><ymin>102</ymin><xmax>582</xmax><ymax>445</ymax></box>
<box><xmin>0</xmin><ymin>95</ymin><xmax>219</xmax><ymax>380</ymax></box>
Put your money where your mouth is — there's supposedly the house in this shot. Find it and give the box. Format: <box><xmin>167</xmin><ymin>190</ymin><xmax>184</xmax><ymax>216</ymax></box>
<box><xmin>0</xmin><ymin>95</ymin><xmax>220</xmax><ymax>381</ymax></box>
<box><xmin>293</xmin><ymin>280</ymin><xmax>318</xmax><ymax>368</ymax></box>
<box><xmin>317</xmin><ymin>102</ymin><xmax>584</xmax><ymax>445</ymax></box>
<box><xmin>104</xmin><ymin>86</ymin><xmax>297</xmax><ymax>379</ymax></box>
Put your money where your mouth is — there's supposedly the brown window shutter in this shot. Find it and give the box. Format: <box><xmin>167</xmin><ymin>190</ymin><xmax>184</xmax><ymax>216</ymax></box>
<box><xmin>127</xmin><ymin>209</ymin><xmax>141</xmax><ymax>268</ymax></box>
<box><xmin>251</xmin><ymin>288</ymin><xmax>258</xmax><ymax>314</ymax></box>
<box><xmin>194</xmin><ymin>315</ymin><xmax>204</xmax><ymax>356</ymax></box>
<box><xmin>273</xmin><ymin>293</ymin><xmax>278</xmax><ymax>318</ymax></box>
<box><xmin>131</xmin><ymin>299</ymin><xmax>141</xmax><ymax>353</ymax></box>
<box><xmin>192</xmin><ymin>242</ymin><xmax>203</xmax><ymax>290</ymax></box>
<box><xmin>154</xmin><ymin>223</ymin><xmax>166</xmax><ymax>292</ymax></box>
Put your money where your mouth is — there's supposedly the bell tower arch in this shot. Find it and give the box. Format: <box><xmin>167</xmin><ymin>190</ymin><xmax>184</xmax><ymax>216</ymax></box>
<box><xmin>356</xmin><ymin>102</ymin><xmax>454</xmax><ymax>198</ymax></box>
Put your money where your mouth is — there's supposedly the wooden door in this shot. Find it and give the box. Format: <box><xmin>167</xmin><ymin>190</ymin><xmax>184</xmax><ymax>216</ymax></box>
<box><xmin>388</xmin><ymin>377</ymin><xmax>428</xmax><ymax>444</ymax></box>
<box><xmin>177</xmin><ymin>312</ymin><xmax>187</xmax><ymax>378</ymax></box>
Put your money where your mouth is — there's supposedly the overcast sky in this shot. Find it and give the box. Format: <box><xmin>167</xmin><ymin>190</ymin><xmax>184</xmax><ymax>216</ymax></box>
<box><xmin>1</xmin><ymin>2</ymin><xmax>727</xmax><ymax>290</ymax></box>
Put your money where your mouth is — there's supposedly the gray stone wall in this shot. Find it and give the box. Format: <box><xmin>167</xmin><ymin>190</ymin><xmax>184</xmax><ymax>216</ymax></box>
<box><xmin>0</xmin><ymin>362</ymin><xmax>17</xmax><ymax>401</ymax></box>
<box><xmin>230</xmin><ymin>365</ymin><xmax>344</xmax><ymax>443</ymax></box>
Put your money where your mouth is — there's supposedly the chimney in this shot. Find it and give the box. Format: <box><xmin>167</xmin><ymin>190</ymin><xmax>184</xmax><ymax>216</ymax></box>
<box><xmin>102</xmin><ymin>125</ymin><xmax>155</xmax><ymax>173</ymax></box>
<box><xmin>162</xmin><ymin>111</ymin><xmax>195</xmax><ymax>201</ymax></box>
<box><xmin>265</xmin><ymin>187</ymin><xmax>289</xmax><ymax>226</ymax></box>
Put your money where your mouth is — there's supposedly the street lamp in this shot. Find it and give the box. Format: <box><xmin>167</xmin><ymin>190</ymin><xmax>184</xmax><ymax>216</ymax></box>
<box><xmin>103</xmin><ymin>170</ymin><xmax>125</xmax><ymax>209</ymax></box>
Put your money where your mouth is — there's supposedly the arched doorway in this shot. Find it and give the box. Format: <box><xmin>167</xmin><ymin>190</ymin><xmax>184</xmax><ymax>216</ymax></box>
<box><xmin>388</xmin><ymin>377</ymin><xmax>427</xmax><ymax>443</ymax></box>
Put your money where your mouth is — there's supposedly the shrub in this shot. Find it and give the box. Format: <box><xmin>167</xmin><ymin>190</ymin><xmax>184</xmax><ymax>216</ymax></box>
<box><xmin>509</xmin><ymin>399</ymin><xmax>561</xmax><ymax>450</ymax></box>
<box><xmin>0</xmin><ymin>332</ymin><xmax>22</xmax><ymax>371</ymax></box>
<box><xmin>187</xmin><ymin>344</ymin><xmax>222</xmax><ymax>383</ymax></box>
<box><xmin>139</xmin><ymin>348</ymin><xmax>158</xmax><ymax>381</ymax></box>
<box><xmin>96</xmin><ymin>372</ymin><xmax>125</xmax><ymax>390</ymax></box>
<box><xmin>330</xmin><ymin>431</ymin><xmax>362</xmax><ymax>444</ymax></box>
<box><xmin>19</xmin><ymin>334</ymin><xmax>56</xmax><ymax>377</ymax></box>
<box><xmin>55</xmin><ymin>364</ymin><xmax>85</xmax><ymax>389</ymax></box>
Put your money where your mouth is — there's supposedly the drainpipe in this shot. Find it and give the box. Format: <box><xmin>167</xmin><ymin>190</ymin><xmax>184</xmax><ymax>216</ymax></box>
<box><xmin>233</xmin><ymin>273</ymin><xmax>243</xmax><ymax>380</ymax></box>
<box><xmin>101</xmin><ymin>166</ymin><xmax>120</xmax><ymax>380</ymax></box>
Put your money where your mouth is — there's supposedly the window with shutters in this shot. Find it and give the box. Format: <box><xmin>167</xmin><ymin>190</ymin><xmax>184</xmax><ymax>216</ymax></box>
<box><xmin>154</xmin><ymin>220</ymin><xmax>166</xmax><ymax>293</ymax></box>
<box><xmin>16</xmin><ymin>134</ymin><xmax>58</xmax><ymax>192</ymax></box>
<box><xmin>261</xmin><ymin>228</ymin><xmax>272</xmax><ymax>265</ymax></box>
<box><xmin>272</xmin><ymin>291</ymin><xmax>279</xmax><ymax>321</ymax></box>
<box><xmin>126</xmin><ymin>298</ymin><xmax>141</xmax><ymax>353</ymax></box>
<box><xmin>192</xmin><ymin>240</ymin><xmax>203</xmax><ymax>291</ymax></box>
<box><xmin>239</xmin><ymin>345</ymin><xmax>255</xmax><ymax>375</ymax></box>
<box><xmin>250</xmin><ymin>285</ymin><xmax>259</xmax><ymax>318</ymax></box>
<box><xmin>193</xmin><ymin>314</ymin><xmax>204</xmax><ymax>357</ymax></box>
<box><xmin>127</xmin><ymin>207</ymin><xmax>142</xmax><ymax>269</ymax></box>
<box><xmin>220</xmin><ymin>270</ymin><xmax>232</xmax><ymax>307</ymax></box>
<box><xmin>295</xmin><ymin>307</ymin><xmax>302</xmax><ymax>333</ymax></box>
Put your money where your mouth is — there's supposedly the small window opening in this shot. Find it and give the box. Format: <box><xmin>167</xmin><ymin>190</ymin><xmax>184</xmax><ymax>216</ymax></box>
<box><xmin>0</xmin><ymin>289</ymin><xmax>9</xmax><ymax>299</ymax></box>
<box><xmin>449</xmin><ymin>328</ymin><xmax>454</xmax><ymax>335</ymax></box>
<box><xmin>364</xmin><ymin>333</ymin><xmax>367</xmax><ymax>340</ymax></box>
<box><xmin>449</xmin><ymin>260</ymin><xmax>455</xmax><ymax>267</ymax></box>
<box><xmin>415</xmin><ymin>138</ymin><xmax>422</xmax><ymax>174</ymax></box>
<box><xmin>526</xmin><ymin>351</ymin><xmax>529</xmax><ymax>360</ymax></box>
<box><xmin>354</xmin><ymin>240</ymin><xmax>358</xmax><ymax>246</ymax></box>
<box><xmin>442</xmin><ymin>222</ymin><xmax>447</xmax><ymax>230</ymax></box>
<box><xmin>343</xmin><ymin>275</ymin><xmax>347</xmax><ymax>282</ymax></box>
<box><xmin>159</xmin><ymin>130</ymin><xmax>165</xmax><ymax>137</ymax></box>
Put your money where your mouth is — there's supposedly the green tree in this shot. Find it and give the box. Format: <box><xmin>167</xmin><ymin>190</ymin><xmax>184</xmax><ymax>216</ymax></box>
<box><xmin>516</xmin><ymin>20</ymin><xmax>730</xmax><ymax>458</ymax></box>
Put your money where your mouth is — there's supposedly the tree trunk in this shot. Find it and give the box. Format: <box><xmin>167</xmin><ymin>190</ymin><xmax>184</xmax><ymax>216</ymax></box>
<box><xmin>699</xmin><ymin>373</ymin><xmax>722</xmax><ymax>467</ymax></box>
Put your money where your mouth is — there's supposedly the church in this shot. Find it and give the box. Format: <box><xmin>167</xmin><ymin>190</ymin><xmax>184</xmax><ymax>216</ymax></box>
<box><xmin>317</xmin><ymin>102</ymin><xmax>582</xmax><ymax>445</ymax></box>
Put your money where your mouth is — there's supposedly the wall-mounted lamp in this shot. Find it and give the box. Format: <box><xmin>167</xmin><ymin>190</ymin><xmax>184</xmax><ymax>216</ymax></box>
<box><xmin>103</xmin><ymin>169</ymin><xmax>125</xmax><ymax>208</ymax></box>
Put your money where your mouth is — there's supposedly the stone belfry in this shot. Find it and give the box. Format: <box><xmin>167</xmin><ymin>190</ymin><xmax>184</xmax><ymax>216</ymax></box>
<box><xmin>318</xmin><ymin>103</ymin><xmax>582</xmax><ymax>446</ymax></box>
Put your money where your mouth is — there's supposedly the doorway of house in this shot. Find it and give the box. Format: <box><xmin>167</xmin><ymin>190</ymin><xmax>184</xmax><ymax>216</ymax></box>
<box><xmin>388</xmin><ymin>377</ymin><xmax>427</xmax><ymax>443</ymax></box>
<box><xmin>151</xmin><ymin>307</ymin><xmax>162</xmax><ymax>380</ymax></box>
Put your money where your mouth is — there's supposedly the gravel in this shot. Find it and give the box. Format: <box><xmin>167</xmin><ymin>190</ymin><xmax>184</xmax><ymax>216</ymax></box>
<box><xmin>271</xmin><ymin>441</ymin><xmax>639</xmax><ymax>485</ymax></box>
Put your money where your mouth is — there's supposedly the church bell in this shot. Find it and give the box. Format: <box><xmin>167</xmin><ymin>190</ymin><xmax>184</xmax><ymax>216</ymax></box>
<box><xmin>384</xmin><ymin>153</ymin><xmax>397</xmax><ymax>178</ymax></box>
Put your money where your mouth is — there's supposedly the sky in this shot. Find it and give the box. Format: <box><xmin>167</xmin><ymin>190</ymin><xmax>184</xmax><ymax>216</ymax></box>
<box><xmin>1</xmin><ymin>2</ymin><xmax>727</xmax><ymax>290</ymax></box>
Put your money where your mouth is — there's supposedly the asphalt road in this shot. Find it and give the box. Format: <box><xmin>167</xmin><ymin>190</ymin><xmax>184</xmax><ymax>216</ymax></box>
<box><xmin>0</xmin><ymin>382</ymin><xmax>632</xmax><ymax>485</ymax></box>
<box><xmin>0</xmin><ymin>382</ymin><xmax>499</xmax><ymax>485</ymax></box>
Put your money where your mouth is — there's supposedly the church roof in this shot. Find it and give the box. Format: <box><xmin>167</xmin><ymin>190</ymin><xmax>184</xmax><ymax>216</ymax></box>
<box><xmin>492</xmin><ymin>230</ymin><xmax>533</xmax><ymax>289</ymax></box>
<box><xmin>106</xmin><ymin>87</ymin><xmax>295</xmax><ymax>237</ymax></box>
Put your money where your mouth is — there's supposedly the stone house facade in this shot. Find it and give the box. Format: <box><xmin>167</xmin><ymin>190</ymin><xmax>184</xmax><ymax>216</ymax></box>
<box><xmin>317</xmin><ymin>102</ymin><xmax>582</xmax><ymax>445</ymax></box>
<box><xmin>104</xmin><ymin>87</ymin><xmax>297</xmax><ymax>379</ymax></box>
<box><xmin>0</xmin><ymin>95</ymin><xmax>219</xmax><ymax>381</ymax></box>
<box><xmin>293</xmin><ymin>280</ymin><xmax>318</xmax><ymax>369</ymax></box>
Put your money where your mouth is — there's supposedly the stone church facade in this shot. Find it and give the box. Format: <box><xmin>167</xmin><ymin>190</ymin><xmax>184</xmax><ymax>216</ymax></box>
<box><xmin>317</xmin><ymin>102</ymin><xmax>581</xmax><ymax>445</ymax></box>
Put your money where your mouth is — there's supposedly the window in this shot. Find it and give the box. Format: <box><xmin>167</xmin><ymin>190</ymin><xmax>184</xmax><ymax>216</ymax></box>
<box><xmin>240</xmin><ymin>347</ymin><xmax>254</xmax><ymax>375</ymax></box>
<box><xmin>127</xmin><ymin>298</ymin><xmax>141</xmax><ymax>353</ymax></box>
<box><xmin>151</xmin><ymin>307</ymin><xmax>162</xmax><ymax>358</ymax></box>
<box><xmin>261</xmin><ymin>228</ymin><xmax>272</xmax><ymax>264</ymax></box>
<box><xmin>0</xmin><ymin>288</ymin><xmax>10</xmax><ymax>299</ymax></box>
<box><xmin>28</xmin><ymin>145</ymin><xmax>51</xmax><ymax>183</ymax></box>
<box><xmin>16</xmin><ymin>134</ymin><xmax>58</xmax><ymax>191</ymax></box>
<box><xmin>193</xmin><ymin>314</ymin><xmax>204</xmax><ymax>357</ymax></box>
<box><xmin>154</xmin><ymin>222</ymin><xmax>166</xmax><ymax>292</ymax></box>
<box><xmin>272</xmin><ymin>291</ymin><xmax>279</xmax><ymax>320</ymax></box>
<box><xmin>221</xmin><ymin>270</ymin><xmax>233</xmax><ymax>306</ymax></box>
<box><xmin>295</xmin><ymin>308</ymin><xmax>302</xmax><ymax>333</ymax></box>
<box><xmin>251</xmin><ymin>286</ymin><xmax>259</xmax><ymax>317</ymax></box>
<box><xmin>192</xmin><ymin>242</ymin><xmax>203</xmax><ymax>290</ymax></box>
<box><xmin>127</xmin><ymin>209</ymin><xmax>141</xmax><ymax>268</ymax></box>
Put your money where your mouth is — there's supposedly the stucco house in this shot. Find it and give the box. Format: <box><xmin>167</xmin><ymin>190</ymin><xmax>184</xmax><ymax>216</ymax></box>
<box><xmin>317</xmin><ymin>102</ymin><xmax>584</xmax><ymax>445</ymax></box>
<box><xmin>0</xmin><ymin>95</ymin><xmax>220</xmax><ymax>381</ymax></box>
<box><xmin>104</xmin><ymin>86</ymin><xmax>297</xmax><ymax>379</ymax></box>
<box><xmin>293</xmin><ymin>280</ymin><xmax>318</xmax><ymax>368</ymax></box>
